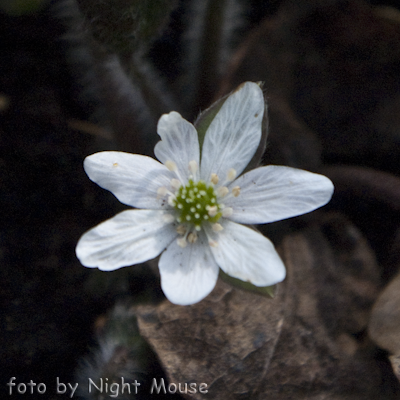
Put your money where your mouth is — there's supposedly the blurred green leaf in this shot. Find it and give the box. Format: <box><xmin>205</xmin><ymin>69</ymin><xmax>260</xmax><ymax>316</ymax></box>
<box><xmin>194</xmin><ymin>94</ymin><xmax>227</xmax><ymax>153</ymax></box>
<box><xmin>0</xmin><ymin>0</ymin><xmax>48</xmax><ymax>15</ymax></box>
<box><xmin>219</xmin><ymin>269</ymin><xmax>276</xmax><ymax>298</ymax></box>
<box><xmin>76</xmin><ymin>0</ymin><xmax>177</xmax><ymax>54</ymax></box>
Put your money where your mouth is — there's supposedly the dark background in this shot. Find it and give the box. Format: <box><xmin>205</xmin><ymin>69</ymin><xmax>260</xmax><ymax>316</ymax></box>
<box><xmin>2</xmin><ymin>0</ymin><xmax>400</xmax><ymax>398</ymax></box>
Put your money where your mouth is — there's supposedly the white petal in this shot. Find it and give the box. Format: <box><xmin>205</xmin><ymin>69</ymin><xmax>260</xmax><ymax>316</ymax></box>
<box><xmin>159</xmin><ymin>232</ymin><xmax>219</xmax><ymax>305</ymax></box>
<box><xmin>226</xmin><ymin>165</ymin><xmax>334</xmax><ymax>224</ymax></box>
<box><xmin>84</xmin><ymin>152</ymin><xmax>176</xmax><ymax>209</ymax></box>
<box><xmin>155</xmin><ymin>111</ymin><xmax>200</xmax><ymax>182</ymax></box>
<box><xmin>200</xmin><ymin>82</ymin><xmax>264</xmax><ymax>185</ymax></box>
<box><xmin>76</xmin><ymin>210</ymin><xmax>177</xmax><ymax>271</ymax></box>
<box><xmin>205</xmin><ymin>220</ymin><xmax>286</xmax><ymax>286</ymax></box>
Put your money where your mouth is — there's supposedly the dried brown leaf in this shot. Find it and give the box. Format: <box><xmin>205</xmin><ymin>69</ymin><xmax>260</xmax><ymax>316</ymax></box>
<box><xmin>369</xmin><ymin>270</ymin><xmax>400</xmax><ymax>382</ymax></box>
<box><xmin>137</xmin><ymin>214</ymin><xmax>395</xmax><ymax>399</ymax></box>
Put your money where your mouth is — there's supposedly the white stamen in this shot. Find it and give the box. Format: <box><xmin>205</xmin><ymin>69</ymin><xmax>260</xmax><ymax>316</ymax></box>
<box><xmin>222</xmin><ymin>207</ymin><xmax>233</xmax><ymax>218</ymax></box>
<box><xmin>186</xmin><ymin>215</ymin><xmax>191</xmax><ymax>221</ymax></box>
<box><xmin>170</xmin><ymin>179</ymin><xmax>181</xmax><ymax>190</ymax></box>
<box><xmin>176</xmin><ymin>225</ymin><xmax>187</xmax><ymax>235</ymax></box>
<box><xmin>217</xmin><ymin>186</ymin><xmax>229</xmax><ymax>197</ymax></box>
<box><xmin>227</xmin><ymin>168</ymin><xmax>237</xmax><ymax>181</ymax></box>
<box><xmin>232</xmin><ymin>186</ymin><xmax>241</xmax><ymax>197</ymax></box>
<box><xmin>196</xmin><ymin>204</ymin><xmax>201</xmax><ymax>209</ymax></box>
<box><xmin>177</xmin><ymin>203</ymin><xmax>183</xmax><ymax>209</ymax></box>
<box><xmin>157</xmin><ymin>187</ymin><xmax>168</xmax><ymax>197</ymax></box>
<box><xmin>177</xmin><ymin>238</ymin><xmax>187</xmax><ymax>248</ymax></box>
<box><xmin>195</xmin><ymin>225</ymin><xmax>201</xmax><ymax>231</ymax></box>
<box><xmin>189</xmin><ymin>160</ymin><xmax>198</xmax><ymax>175</ymax></box>
<box><xmin>209</xmin><ymin>240</ymin><xmax>219</xmax><ymax>248</ymax></box>
<box><xmin>162</xmin><ymin>214</ymin><xmax>175</xmax><ymax>223</ymax></box>
<box><xmin>165</xmin><ymin>160</ymin><xmax>177</xmax><ymax>171</ymax></box>
<box><xmin>188</xmin><ymin>232</ymin><xmax>198</xmax><ymax>244</ymax></box>
<box><xmin>208</xmin><ymin>206</ymin><xmax>218</xmax><ymax>217</ymax></box>
<box><xmin>211</xmin><ymin>173</ymin><xmax>219</xmax><ymax>185</ymax></box>
<box><xmin>212</xmin><ymin>223</ymin><xmax>223</xmax><ymax>232</ymax></box>
<box><xmin>190</xmin><ymin>207</ymin><xmax>196</xmax><ymax>213</ymax></box>
<box><xmin>168</xmin><ymin>196</ymin><xmax>177</xmax><ymax>207</ymax></box>
<box><xmin>195</xmin><ymin>213</ymin><xmax>200</xmax><ymax>219</ymax></box>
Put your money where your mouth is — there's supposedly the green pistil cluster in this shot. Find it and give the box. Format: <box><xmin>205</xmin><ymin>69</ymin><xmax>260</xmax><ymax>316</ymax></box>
<box><xmin>173</xmin><ymin>179</ymin><xmax>222</xmax><ymax>227</ymax></box>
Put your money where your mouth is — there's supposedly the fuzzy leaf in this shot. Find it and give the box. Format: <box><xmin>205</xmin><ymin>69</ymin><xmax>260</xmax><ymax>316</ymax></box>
<box><xmin>0</xmin><ymin>0</ymin><xmax>48</xmax><ymax>15</ymax></box>
<box><xmin>76</xmin><ymin>0</ymin><xmax>178</xmax><ymax>53</ymax></box>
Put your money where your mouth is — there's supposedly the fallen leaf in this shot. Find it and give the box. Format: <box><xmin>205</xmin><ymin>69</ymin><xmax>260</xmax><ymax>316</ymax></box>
<box><xmin>369</xmin><ymin>269</ymin><xmax>400</xmax><ymax>382</ymax></box>
<box><xmin>137</xmin><ymin>213</ymin><xmax>396</xmax><ymax>399</ymax></box>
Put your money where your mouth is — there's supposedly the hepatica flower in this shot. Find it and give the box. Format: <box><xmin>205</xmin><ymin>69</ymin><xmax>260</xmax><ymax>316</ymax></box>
<box><xmin>76</xmin><ymin>82</ymin><xmax>334</xmax><ymax>305</ymax></box>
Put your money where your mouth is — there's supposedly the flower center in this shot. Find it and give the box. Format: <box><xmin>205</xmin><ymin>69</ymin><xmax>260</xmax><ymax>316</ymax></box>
<box><xmin>172</xmin><ymin>179</ymin><xmax>222</xmax><ymax>230</ymax></box>
<box><xmin>160</xmin><ymin>160</ymin><xmax>238</xmax><ymax>248</ymax></box>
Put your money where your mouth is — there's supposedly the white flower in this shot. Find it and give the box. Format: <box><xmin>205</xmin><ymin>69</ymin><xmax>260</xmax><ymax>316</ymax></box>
<box><xmin>76</xmin><ymin>82</ymin><xmax>334</xmax><ymax>305</ymax></box>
